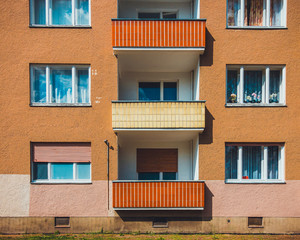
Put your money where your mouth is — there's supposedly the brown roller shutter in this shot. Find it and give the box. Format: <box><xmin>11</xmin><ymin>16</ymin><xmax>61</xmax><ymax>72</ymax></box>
<box><xmin>137</xmin><ymin>149</ymin><xmax>178</xmax><ymax>172</ymax></box>
<box><xmin>33</xmin><ymin>143</ymin><xmax>91</xmax><ymax>163</ymax></box>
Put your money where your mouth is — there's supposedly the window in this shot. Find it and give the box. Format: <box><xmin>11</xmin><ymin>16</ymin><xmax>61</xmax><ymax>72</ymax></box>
<box><xmin>138</xmin><ymin>82</ymin><xmax>178</xmax><ymax>101</ymax></box>
<box><xmin>30</xmin><ymin>0</ymin><xmax>90</xmax><ymax>26</ymax></box>
<box><xmin>137</xmin><ymin>149</ymin><xmax>178</xmax><ymax>180</ymax></box>
<box><xmin>227</xmin><ymin>0</ymin><xmax>286</xmax><ymax>27</ymax></box>
<box><xmin>138</xmin><ymin>11</ymin><xmax>178</xmax><ymax>19</ymax></box>
<box><xmin>226</xmin><ymin>66</ymin><xmax>285</xmax><ymax>105</ymax></box>
<box><xmin>225</xmin><ymin>143</ymin><xmax>285</xmax><ymax>183</ymax></box>
<box><xmin>31</xmin><ymin>65</ymin><xmax>90</xmax><ymax>106</ymax></box>
<box><xmin>32</xmin><ymin>143</ymin><xmax>91</xmax><ymax>183</ymax></box>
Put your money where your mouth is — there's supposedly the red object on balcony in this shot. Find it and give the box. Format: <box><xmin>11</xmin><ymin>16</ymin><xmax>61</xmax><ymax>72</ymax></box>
<box><xmin>242</xmin><ymin>176</ymin><xmax>249</xmax><ymax>179</ymax></box>
<box><xmin>112</xmin><ymin>19</ymin><xmax>206</xmax><ymax>48</ymax></box>
<box><xmin>113</xmin><ymin>181</ymin><xmax>205</xmax><ymax>209</ymax></box>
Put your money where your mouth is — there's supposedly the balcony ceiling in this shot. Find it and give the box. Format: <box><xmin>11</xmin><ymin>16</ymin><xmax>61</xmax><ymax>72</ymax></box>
<box><xmin>117</xmin><ymin>131</ymin><xmax>200</xmax><ymax>146</ymax></box>
<box><xmin>118</xmin><ymin>51</ymin><xmax>200</xmax><ymax>72</ymax></box>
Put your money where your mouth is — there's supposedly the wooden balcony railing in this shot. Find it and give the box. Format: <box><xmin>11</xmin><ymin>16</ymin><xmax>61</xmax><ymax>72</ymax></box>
<box><xmin>112</xmin><ymin>101</ymin><xmax>205</xmax><ymax>130</ymax></box>
<box><xmin>112</xmin><ymin>19</ymin><xmax>206</xmax><ymax>48</ymax></box>
<box><xmin>113</xmin><ymin>181</ymin><xmax>205</xmax><ymax>209</ymax></box>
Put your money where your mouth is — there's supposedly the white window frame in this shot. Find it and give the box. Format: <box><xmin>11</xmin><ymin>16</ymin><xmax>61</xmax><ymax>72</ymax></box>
<box><xmin>137</xmin><ymin>80</ymin><xmax>179</xmax><ymax>101</ymax></box>
<box><xmin>226</xmin><ymin>65</ymin><xmax>286</xmax><ymax>106</ymax></box>
<box><xmin>31</xmin><ymin>162</ymin><xmax>92</xmax><ymax>184</ymax></box>
<box><xmin>138</xmin><ymin>172</ymin><xmax>178</xmax><ymax>181</ymax></box>
<box><xmin>30</xmin><ymin>64</ymin><xmax>91</xmax><ymax>106</ymax></box>
<box><xmin>226</xmin><ymin>0</ymin><xmax>287</xmax><ymax>28</ymax></box>
<box><xmin>136</xmin><ymin>9</ymin><xmax>179</xmax><ymax>19</ymax></box>
<box><xmin>30</xmin><ymin>0</ymin><xmax>91</xmax><ymax>27</ymax></box>
<box><xmin>225</xmin><ymin>145</ymin><xmax>285</xmax><ymax>183</ymax></box>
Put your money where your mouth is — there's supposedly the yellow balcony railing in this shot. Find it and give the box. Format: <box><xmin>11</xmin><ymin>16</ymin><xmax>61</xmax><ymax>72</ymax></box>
<box><xmin>112</xmin><ymin>101</ymin><xmax>205</xmax><ymax>130</ymax></box>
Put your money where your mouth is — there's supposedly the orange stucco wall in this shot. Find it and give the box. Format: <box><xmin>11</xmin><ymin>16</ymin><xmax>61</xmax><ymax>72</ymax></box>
<box><xmin>0</xmin><ymin>0</ymin><xmax>118</xmax><ymax>180</ymax></box>
<box><xmin>198</xmin><ymin>0</ymin><xmax>300</xmax><ymax>180</ymax></box>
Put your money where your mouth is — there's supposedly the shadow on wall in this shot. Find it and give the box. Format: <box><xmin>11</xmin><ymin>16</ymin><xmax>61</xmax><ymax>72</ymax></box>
<box><xmin>199</xmin><ymin>107</ymin><xmax>214</xmax><ymax>144</ymax></box>
<box><xmin>115</xmin><ymin>185</ymin><xmax>214</xmax><ymax>222</ymax></box>
<box><xmin>200</xmin><ymin>29</ymin><xmax>215</xmax><ymax>67</ymax></box>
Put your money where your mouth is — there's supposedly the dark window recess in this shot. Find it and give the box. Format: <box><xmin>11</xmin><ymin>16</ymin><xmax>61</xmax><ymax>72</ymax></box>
<box><xmin>248</xmin><ymin>217</ymin><xmax>263</xmax><ymax>227</ymax></box>
<box><xmin>138</xmin><ymin>12</ymin><xmax>160</xmax><ymax>19</ymax></box>
<box><xmin>55</xmin><ymin>217</ymin><xmax>70</xmax><ymax>227</ymax></box>
<box><xmin>163</xmin><ymin>82</ymin><xmax>177</xmax><ymax>101</ymax></box>
<box><xmin>152</xmin><ymin>218</ymin><xmax>168</xmax><ymax>228</ymax></box>
<box><xmin>162</xmin><ymin>12</ymin><xmax>177</xmax><ymax>19</ymax></box>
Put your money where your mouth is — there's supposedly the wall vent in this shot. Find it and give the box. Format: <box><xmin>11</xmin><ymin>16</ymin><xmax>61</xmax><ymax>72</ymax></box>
<box><xmin>248</xmin><ymin>217</ymin><xmax>263</xmax><ymax>228</ymax></box>
<box><xmin>152</xmin><ymin>218</ymin><xmax>168</xmax><ymax>228</ymax></box>
<box><xmin>55</xmin><ymin>217</ymin><xmax>70</xmax><ymax>228</ymax></box>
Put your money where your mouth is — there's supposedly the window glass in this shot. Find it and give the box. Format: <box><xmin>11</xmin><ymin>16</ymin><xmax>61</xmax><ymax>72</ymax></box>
<box><xmin>76</xmin><ymin>0</ymin><xmax>89</xmax><ymax>25</ymax></box>
<box><xmin>138</xmin><ymin>12</ymin><xmax>160</xmax><ymax>19</ymax></box>
<box><xmin>227</xmin><ymin>70</ymin><xmax>238</xmax><ymax>103</ymax></box>
<box><xmin>244</xmin><ymin>0</ymin><xmax>264</xmax><ymax>26</ymax></box>
<box><xmin>52</xmin><ymin>0</ymin><xmax>72</xmax><ymax>25</ymax></box>
<box><xmin>51</xmin><ymin>163</ymin><xmax>73</xmax><ymax>179</ymax></box>
<box><xmin>33</xmin><ymin>0</ymin><xmax>46</xmax><ymax>25</ymax></box>
<box><xmin>242</xmin><ymin>146</ymin><xmax>262</xmax><ymax>179</ymax></box>
<box><xmin>33</xmin><ymin>162</ymin><xmax>48</xmax><ymax>180</ymax></box>
<box><xmin>51</xmin><ymin>69</ymin><xmax>72</xmax><ymax>103</ymax></box>
<box><xmin>244</xmin><ymin>70</ymin><xmax>262</xmax><ymax>103</ymax></box>
<box><xmin>32</xmin><ymin>67</ymin><xmax>47</xmax><ymax>103</ymax></box>
<box><xmin>162</xmin><ymin>12</ymin><xmax>177</xmax><ymax>19</ymax></box>
<box><xmin>225</xmin><ymin>146</ymin><xmax>238</xmax><ymax>179</ymax></box>
<box><xmin>77</xmin><ymin>69</ymin><xmax>89</xmax><ymax>103</ymax></box>
<box><xmin>139</xmin><ymin>82</ymin><xmax>160</xmax><ymax>101</ymax></box>
<box><xmin>227</xmin><ymin>0</ymin><xmax>240</xmax><ymax>26</ymax></box>
<box><xmin>77</xmin><ymin>163</ymin><xmax>90</xmax><ymax>179</ymax></box>
<box><xmin>138</xmin><ymin>172</ymin><xmax>160</xmax><ymax>180</ymax></box>
<box><xmin>269</xmin><ymin>70</ymin><xmax>280</xmax><ymax>103</ymax></box>
<box><xmin>270</xmin><ymin>0</ymin><xmax>282</xmax><ymax>26</ymax></box>
<box><xmin>163</xmin><ymin>172</ymin><xmax>176</xmax><ymax>180</ymax></box>
<box><xmin>163</xmin><ymin>82</ymin><xmax>177</xmax><ymax>100</ymax></box>
<box><xmin>268</xmin><ymin>146</ymin><xmax>279</xmax><ymax>179</ymax></box>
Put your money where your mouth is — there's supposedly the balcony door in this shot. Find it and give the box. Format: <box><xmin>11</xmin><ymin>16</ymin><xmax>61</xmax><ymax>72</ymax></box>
<box><xmin>137</xmin><ymin>148</ymin><xmax>178</xmax><ymax>180</ymax></box>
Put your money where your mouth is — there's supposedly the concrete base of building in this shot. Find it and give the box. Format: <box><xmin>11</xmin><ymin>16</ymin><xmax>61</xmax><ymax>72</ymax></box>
<box><xmin>0</xmin><ymin>217</ymin><xmax>299</xmax><ymax>234</ymax></box>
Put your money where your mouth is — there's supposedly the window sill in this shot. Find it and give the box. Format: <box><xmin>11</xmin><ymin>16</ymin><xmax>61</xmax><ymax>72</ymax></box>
<box><xmin>30</xmin><ymin>103</ymin><xmax>92</xmax><ymax>107</ymax></box>
<box><xmin>31</xmin><ymin>181</ymin><xmax>92</xmax><ymax>184</ymax></box>
<box><xmin>225</xmin><ymin>180</ymin><xmax>285</xmax><ymax>184</ymax></box>
<box><xmin>29</xmin><ymin>25</ymin><xmax>92</xmax><ymax>29</ymax></box>
<box><xmin>225</xmin><ymin>103</ymin><xmax>286</xmax><ymax>108</ymax></box>
<box><xmin>226</xmin><ymin>26</ymin><xmax>287</xmax><ymax>30</ymax></box>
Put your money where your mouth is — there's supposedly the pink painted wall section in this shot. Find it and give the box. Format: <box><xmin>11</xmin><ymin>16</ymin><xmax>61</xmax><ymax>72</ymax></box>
<box><xmin>29</xmin><ymin>181</ymin><xmax>108</xmax><ymax>217</ymax></box>
<box><xmin>203</xmin><ymin>180</ymin><xmax>300</xmax><ymax>218</ymax></box>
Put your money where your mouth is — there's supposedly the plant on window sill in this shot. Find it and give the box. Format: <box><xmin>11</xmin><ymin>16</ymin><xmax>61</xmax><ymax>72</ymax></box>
<box><xmin>228</xmin><ymin>93</ymin><xmax>237</xmax><ymax>103</ymax></box>
<box><xmin>244</xmin><ymin>93</ymin><xmax>262</xmax><ymax>103</ymax></box>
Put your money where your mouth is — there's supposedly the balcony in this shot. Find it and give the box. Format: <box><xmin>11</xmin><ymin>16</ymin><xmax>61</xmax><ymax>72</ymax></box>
<box><xmin>112</xmin><ymin>19</ymin><xmax>206</xmax><ymax>53</ymax></box>
<box><xmin>112</xmin><ymin>101</ymin><xmax>205</xmax><ymax>131</ymax></box>
<box><xmin>113</xmin><ymin>181</ymin><xmax>205</xmax><ymax>210</ymax></box>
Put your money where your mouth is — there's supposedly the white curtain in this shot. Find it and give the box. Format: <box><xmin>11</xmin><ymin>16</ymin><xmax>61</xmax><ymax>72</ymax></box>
<box><xmin>242</xmin><ymin>146</ymin><xmax>261</xmax><ymax>179</ymax></box>
<box><xmin>76</xmin><ymin>0</ymin><xmax>89</xmax><ymax>25</ymax></box>
<box><xmin>271</xmin><ymin>0</ymin><xmax>282</xmax><ymax>26</ymax></box>
<box><xmin>268</xmin><ymin>146</ymin><xmax>279</xmax><ymax>179</ymax></box>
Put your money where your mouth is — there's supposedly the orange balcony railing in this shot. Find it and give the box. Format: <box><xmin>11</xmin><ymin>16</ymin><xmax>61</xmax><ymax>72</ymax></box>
<box><xmin>112</xmin><ymin>19</ymin><xmax>206</xmax><ymax>48</ymax></box>
<box><xmin>113</xmin><ymin>181</ymin><xmax>205</xmax><ymax>209</ymax></box>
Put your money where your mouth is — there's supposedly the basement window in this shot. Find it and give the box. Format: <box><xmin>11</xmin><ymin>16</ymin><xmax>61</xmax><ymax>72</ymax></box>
<box><xmin>55</xmin><ymin>217</ymin><xmax>70</xmax><ymax>227</ymax></box>
<box><xmin>153</xmin><ymin>218</ymin><xmax>168</xmax><ymax>228</ymax></box>
<box><xmin>248</xmin><ymin>217</ymin><xmax>263</xmax><ymax>228</ymax></box>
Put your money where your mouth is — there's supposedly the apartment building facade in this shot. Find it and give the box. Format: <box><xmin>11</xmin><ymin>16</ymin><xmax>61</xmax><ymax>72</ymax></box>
<box><xmin>0</xmin><ymin>0</ymin><xmax>299</xmax><ymax>234</ymax></box>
